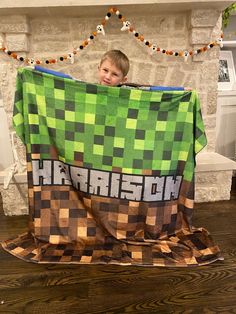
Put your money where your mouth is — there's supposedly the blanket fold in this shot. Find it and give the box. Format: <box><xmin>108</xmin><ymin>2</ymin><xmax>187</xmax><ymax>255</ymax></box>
<box><xmin>1</xmin><ymin>68</ymin><xmax>222</xmax><ymax>266</ymax></box>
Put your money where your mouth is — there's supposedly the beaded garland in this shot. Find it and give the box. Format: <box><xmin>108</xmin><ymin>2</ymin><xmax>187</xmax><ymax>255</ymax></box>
<box><xmin>0</xmin><ymin>7</ymin><xmax>223</xmax><ymax>65</ymax></box>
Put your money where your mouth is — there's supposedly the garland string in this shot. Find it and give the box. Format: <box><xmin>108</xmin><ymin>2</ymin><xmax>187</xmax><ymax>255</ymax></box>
<box><xmin>0</xmin><ymin>7</ymin><xmax>223</xmax><ymax>65</ymax></box>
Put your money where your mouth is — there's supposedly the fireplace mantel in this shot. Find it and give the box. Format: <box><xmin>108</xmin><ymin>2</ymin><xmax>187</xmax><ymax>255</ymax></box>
<box><xmin>0</xmin><ymin>0</ymin><xmax>233</xmax><ymax>16</ymax></box>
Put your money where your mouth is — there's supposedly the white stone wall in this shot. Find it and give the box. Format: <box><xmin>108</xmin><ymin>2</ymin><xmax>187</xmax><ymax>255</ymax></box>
<box><xmin>0</xmin><ymin>9</ymin><xmax>222</xmax><ymax>151</ymax></box>
<box><xmin>195</xmin><ymin>170</ymin><xmax>232</xmax><ymax>202</ymax></box>
<box><xmin>0</xmin><ymin>8</ymin><xmax>233</xmax><ymax>213</ymax></box>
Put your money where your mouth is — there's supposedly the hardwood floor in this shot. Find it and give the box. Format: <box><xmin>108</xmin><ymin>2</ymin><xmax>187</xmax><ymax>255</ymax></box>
<box><xmin>0</xmin><ymin>188</ymin><xmax>236</xmax><ymax>313</ymax></box>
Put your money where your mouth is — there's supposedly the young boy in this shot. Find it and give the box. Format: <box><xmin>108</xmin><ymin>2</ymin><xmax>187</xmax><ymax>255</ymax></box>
<box><xmin>98</xmin><ymin>50</ymin><xmax>129</xmax><ymax>87</ymax></box>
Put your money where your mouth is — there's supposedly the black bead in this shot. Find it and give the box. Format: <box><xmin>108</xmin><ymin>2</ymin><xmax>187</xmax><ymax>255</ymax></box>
<box><xmin>45</xmin><ymin>60</ymin><xmax>49</xmax><ymax>64</ymax></box>
<box><xmin>118</xmin><ymin>14</ymin><xmax>122</xmax><ymax>19</ymax></box>
<box><xmin>197</xmin><ymin>49</ymin><xmax>201</xmax><ymax>53</ymax></box>
<box><xmin>210</xmin><ymin>44</ymin><xmax>214</xmax><ymax>48</ymax></box>
<box><xmin>90</xmin><ymin>35</ymin><xmax>94</xmax><ymax>40</ymax></box>
<box><xmin>175</xmin><ymin>52</ymin><xmax>179</xmax><ymax>56</ymax></box>
<box><xmin>107</xmin><ymin>12</ymin><xmax>111</xmax><ymax>17</ymax></box>
<box><xmin>60</xmin><ymin>57</ymin><xmax>64</xmax><ymax>61</ymax></box>
<box><xmin>80</xmin><ymin>45</ymin><xmax>83</xmax><ymax>49</ymax></box>
<box><xmin>7</xmin><ymin>51</ymin><xmax>12</xmax><ymax>55</ymax></box>
<box><xmin>162</xmin><ymin>50</ymin><xmax>166</xmax><ymax>53</ymax></box>
<box><xmin>145</xmin><ymin>41</ymin><xmax>149</xmax><ymax>45</ymax></box>
<box><xmin>135</xmin><ymin>33</ymin><xmax>139</xmax><ymax>37</ymax></box>
<box><xmin>19</xmin><ymin>57</ymin><xmax>24</xmax><ymax>61</ymax></box>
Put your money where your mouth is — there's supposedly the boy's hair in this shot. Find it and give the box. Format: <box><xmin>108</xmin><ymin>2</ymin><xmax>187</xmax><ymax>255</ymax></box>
<box><xmin>100</xmin><ymin>50</ymin><xmax>130</xmax><ymax>76</ymax></box>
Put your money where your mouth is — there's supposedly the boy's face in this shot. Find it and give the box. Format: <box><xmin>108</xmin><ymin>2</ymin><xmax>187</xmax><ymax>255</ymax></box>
<box><xmin>98</xmin><ymin>59</ymin><xmax>127</xmax><ymax>86</ymax></box>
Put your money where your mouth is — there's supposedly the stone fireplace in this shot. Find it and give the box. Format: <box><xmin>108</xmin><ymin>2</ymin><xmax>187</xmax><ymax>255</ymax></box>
<box><xmin>0</xmin><ymin>0</ymin><xmax>235</xmax><ymax>215</ymax></box>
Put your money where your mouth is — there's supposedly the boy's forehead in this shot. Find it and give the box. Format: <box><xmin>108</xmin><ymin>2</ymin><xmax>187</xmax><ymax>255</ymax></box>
<box><xmin>101</xmin><ymin>57</ymin><xmax>113</xmax><ymax>65</ymax></box>
<box><xmin>101</xmin><ymin>59</ymin><xmax>121</xmax><ymax>70</ymax></box>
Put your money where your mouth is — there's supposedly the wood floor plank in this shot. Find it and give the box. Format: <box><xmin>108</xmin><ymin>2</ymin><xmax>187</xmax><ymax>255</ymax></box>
<box><xmin>0</xmin><ymin>284</ymin><xmax>89</xmax><ymax>314</ymax></box>
<box><xmin>0</xmin><ymin>194</ymin><xmax>236</xmax><ymax>313</ymax></box>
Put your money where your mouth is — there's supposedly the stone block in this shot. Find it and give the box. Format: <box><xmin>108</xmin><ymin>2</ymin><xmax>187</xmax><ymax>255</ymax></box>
<box><xmin>174</xmin><ymin>14</ymin><xmax>187</xmax><ymax>31</ymax></box>
<box><xmin>165</xmin><ymin>66</ymin><xmax>186</xmax><ymax>86</ymax></box>
<box><xmin>195</xmin><ymin>185</ymin><xmax>231</xmax><ymax>202</ymax></box>
<box><xmin>190</xmin><ymin>10</ymin><xmax>220</xmax><ymax>27</ymax></box>
<box><xmin>0</xmin><ymin>33</ymin><xmax>4</xmax><ymax>47</ymax></box>
<box><xmin>5</xmin><ymin>33</ymin><xmax>29</xmax><ymax>52</ymax></box>
<box><xmin>132</xmin><ymin>61</ymin><xmax>154</xmax><ymax>85</ymax></box>
<box><xmin>182</xmin><ymin>73</ymin><xmax>198</xmax><ymax>90</ymax></box>
<box><xmin>70</xmin><ymin>17</ymin><xmax>101</xmax><ymax>39</ymax></box>
<box><xmin>131</xmin><ymin>15</ymin><xmax>173</xmax><ymax>35</ymax></box>
<box><xmin>197</xmin><ymin>92</ymin><xmax>207</xmax><ymax>116</ymax></box>
<box><xmin>203</xmin><ymin>114</ymin><xmax>216</xmax><ymax>129</ymax></box>
<box><xmin>195</xmin><ymin>170</ymin><xmax>233</xmax><ymax>202</ymax></box>
<box><xmin>199</xmin><ymin>61</ymin><xmax>219</xmax><ymax>84</ymax></box>
<box><xmin>31</xmin><ymin>17</ymin><xmax>70</xmax><ymax>36</ymax></box>
<box><xmin>190</xmin><ymin>27</ymin><xmax>213</xmax><ymax>45</ymax></box>
<box><xmin>152</xmin><ymin>65</ymin><xmax>169</xmax><ymax>86</ymax></box>
<box><xmin>205</xmin><ymin>129</ymin><xmax>216</xmax><ymax>152</ymax></box>
<box><xmin>169</xmin><ymin>37</ymin><xmax>188</xmax><ymax>50</ymax></box>
<box><xmin>0</xmin><ymin>15</ymin><xmax>29</xmax><ymax>33</ymax></box>
<box><xmin>192</xmin><ymin>44</ymin><xmax>219</xmax><ymax>62</ymax></box>
<box><xmin>0</xmin><ymin>181</ymin><xmax>28</xmax><ymax>215</ymax></box>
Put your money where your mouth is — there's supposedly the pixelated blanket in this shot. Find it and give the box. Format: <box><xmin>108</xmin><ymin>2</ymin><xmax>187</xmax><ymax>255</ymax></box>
<box><xmin>1</xmin><ymin>67</ymin><xmax>223</xmax><ymax>266</ymax></box>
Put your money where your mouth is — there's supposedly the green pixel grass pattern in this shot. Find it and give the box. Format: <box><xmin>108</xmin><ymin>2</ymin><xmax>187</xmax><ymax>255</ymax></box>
<box><xmin>13</xmin><ymin>68</ymin><xmax>207</xmax><ymax>181</ymax></box>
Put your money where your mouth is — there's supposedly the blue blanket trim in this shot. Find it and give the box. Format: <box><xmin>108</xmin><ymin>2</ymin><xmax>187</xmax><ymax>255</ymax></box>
<box><xmin>150</xmin><ymin>86</ymin><xmax>184</xmax><ymax>91</ymax></box>
<box><xmin>34</xmin><ymin>66</ymin><xmax>72</xmax><ymax>79</ymax></box>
